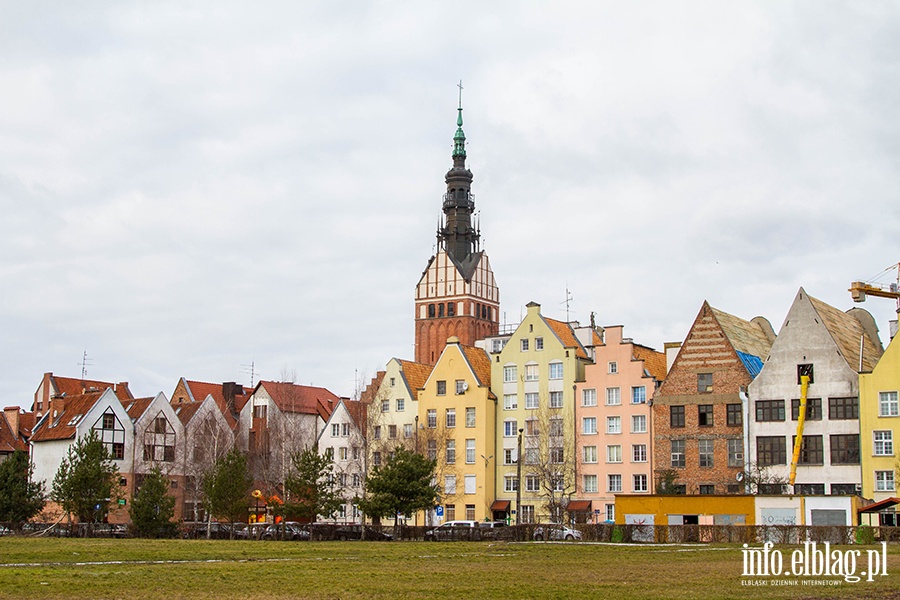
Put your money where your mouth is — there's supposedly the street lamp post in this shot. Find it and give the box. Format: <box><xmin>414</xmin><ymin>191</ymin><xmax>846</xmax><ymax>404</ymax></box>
<box><xmin>516</xmin><ymin>428</ymin><xmax>524</xmax><ymax>526</ymax></box>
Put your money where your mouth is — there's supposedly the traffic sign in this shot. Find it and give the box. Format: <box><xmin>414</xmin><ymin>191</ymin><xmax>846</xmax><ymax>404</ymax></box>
<box><xmin>435</xmin><ymin>506</ymin><xmax>444</xmax><ymax>517</ymax></box>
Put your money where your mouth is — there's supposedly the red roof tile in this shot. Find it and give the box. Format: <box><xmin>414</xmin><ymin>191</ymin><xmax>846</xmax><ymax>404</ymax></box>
<box><xmin>460</xmin><ymin>345</ymin><xmax>496</xmax><ymax>399</ymax></box>
<box><xmin>256</xmin><ymin>381</ymin><xmax>339</xmax><ymax>420</ymax></box>
<box><xmin>398</xmin><ymin>360</ymin><xmax>433</xmax><ymax>394</ymax></box>
<box><xmin>632</xmin><ymin>344</ymin><xmax>667</xmax><ymax>382</ymax></box>
<box><xmin>542</xmin><ymin>317</ymin><xmax>590</xmax><ymax>359</ymax></box>
<box><xmin>30</xmin><ymin>392</ymin><xmax>104</xmax><ymax>442</ymax></box>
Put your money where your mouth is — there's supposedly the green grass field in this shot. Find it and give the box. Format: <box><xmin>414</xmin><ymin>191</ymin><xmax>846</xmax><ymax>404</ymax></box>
<box><xmin>0</xmin><ymin>538</ymin><xmax>899</xmax><ymax>599</ymax></box>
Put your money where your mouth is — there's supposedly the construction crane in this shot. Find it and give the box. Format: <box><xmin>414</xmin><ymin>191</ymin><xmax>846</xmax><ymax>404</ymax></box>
<box><xmin>849</xmin><ymin>262</ymin><xmax>900</xmax><ymax>312</ymax></box>
<box><xmin>789</xmin><ymin>374</ymin><xmax>811</xmax><ymax>489</ymax></box>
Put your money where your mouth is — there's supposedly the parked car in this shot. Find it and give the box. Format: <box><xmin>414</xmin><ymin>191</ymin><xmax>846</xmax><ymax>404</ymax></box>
<box><xmin>262</xmin><ymin>522</ymin><xmax>310</xmax><ymax>541</ymax></box>
<box><xmin>477</xmin><ymin>521</ymin><xmax>510</xmax><ymax>539</ymax></box>
<box><xmin>424</xmin><ymin>520</ymin><xmax>480</xmax><ymax>541</ymax></box>
<box><xmin>533</xmin><ymin>525</ymin><xmax>582</xmax><ymax>541</ymax></box>
<box><xmin>190</xmin><ymin>522</ymin><xmax>238</xmax><ymax>539</ymax></box>
<box><xmin>333</xmin><ymin>525</ymin><xmax>393</xmax><ymax>541</ymax></box>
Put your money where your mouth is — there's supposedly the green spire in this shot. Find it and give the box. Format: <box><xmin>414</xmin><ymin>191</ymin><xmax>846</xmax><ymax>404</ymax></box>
<box><xmin>453</xmin><ymin>80</ymin><xmax>466</xmax><ymax>159</ymax></box>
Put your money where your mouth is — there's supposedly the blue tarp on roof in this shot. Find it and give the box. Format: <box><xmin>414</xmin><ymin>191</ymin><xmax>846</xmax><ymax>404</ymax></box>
<box><xmin>737</xmin><ymin>351</ymin><xmax>764</xmax><ymax>379</ymax></box>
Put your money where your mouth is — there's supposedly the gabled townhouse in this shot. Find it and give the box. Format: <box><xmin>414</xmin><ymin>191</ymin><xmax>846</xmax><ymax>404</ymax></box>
<box><xmin>318</xmin><ymin>398</ymin><xmax>368</xmax><ymax>524</ymax></box>
<box><xmin>489</xmin><ymin>302</ymin><xmax>592</xmax><ymax>524</ymax></box>
<box><xmin>237</xmin><ymin>380</ymin><xmax>339</xmax><ymax>494</ymax></box>
<box><xmin>574</xmin><ymin>325</ymin><xmax>666</xmax><ymax>523</ymax></box>
<box><xmin>171</xmin><ymin>378</ymin><xmax>250</xmax><ymax>430</ymax></box>
<box><xmin>172</xmin><ymin>396</ymin><xmax>235</xmax><ymax>522</ymax></box>
<box><xmin>748</xmin><ymin>289</ymin><xmax>883</xmax><ymax>499</ymax></box>
<box><xmin>418</xmin><ymin>336</ymin><xmax>496</xmax><ymax>524</ymax></box>
<box><xmin>860</xmin><ymin>320</ymin><xmax>900</xmax><ymax>509</ymax></box>
<box><xmin>653</xmin><ymin>301</ymin><xmax>775</xmax><ymax>496</ymax></box>
<box><xmin>368</xmin><ymin>359</ymin><xmax>431</xmax><ymax>466</ymax></box>
<box><xmin>30</xmin><ymin>388</ymin><xmax>135</xmax><ymax>523</ymax></box>
<box><xmin>0</xmin><ymin>406</ymin><xmax>32</xmax><ymax>459</ymax></box>
<box><xmin>32</xmin><ymin>372</ymin><xmax>133</xmax><ymax>419</ymax></box>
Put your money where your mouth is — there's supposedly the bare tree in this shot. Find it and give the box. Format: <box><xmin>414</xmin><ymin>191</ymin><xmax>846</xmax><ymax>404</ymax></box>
<box><xmin>521</xmin><ymin>398</ymin><xmax>576</xmax><ymax>523</ymax></box>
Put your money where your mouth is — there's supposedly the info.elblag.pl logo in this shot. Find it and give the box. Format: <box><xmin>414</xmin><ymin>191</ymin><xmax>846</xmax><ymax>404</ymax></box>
<box><xmin>742</xmin><ymin>541</ymin><xmax>889</xmax><ymax>584</ymax></box>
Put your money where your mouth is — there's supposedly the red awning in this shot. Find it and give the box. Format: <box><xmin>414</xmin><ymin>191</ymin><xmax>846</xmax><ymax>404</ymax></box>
<box><xmin>490</xmin><ymin>500</ymin><xmax>511</xmax><ymax>511</ymax></box>
<box><xmin>567</xmin><ymin>500</ymin><xmax>592</xmax><ymax>512</ymax></box>
<box><xmin>859</xmin><ymin>497</ymin><xmax>900</xmax><ymax>513</ymax></box>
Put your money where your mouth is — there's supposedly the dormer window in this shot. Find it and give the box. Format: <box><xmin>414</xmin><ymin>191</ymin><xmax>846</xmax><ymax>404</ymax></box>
<box><xmin>797</xmin><ymin>364</ymin><xmax>814</xmax><ymax>384</ymax></box>
<box><xmin>67</xmin><ymin>414</ymin><xmax>83</xmax><ymax>427</ymax></box>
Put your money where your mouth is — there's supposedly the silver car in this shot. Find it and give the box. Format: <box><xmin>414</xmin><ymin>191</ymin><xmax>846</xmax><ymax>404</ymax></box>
<box><xmin>533</xmin><ymin>525</ymin><xmax>582</xmax><ymax>541</ymax></box>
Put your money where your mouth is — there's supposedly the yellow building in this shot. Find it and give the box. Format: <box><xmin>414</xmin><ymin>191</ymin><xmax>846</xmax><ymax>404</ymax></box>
<box><xmin>488</xmin><ymin>302</ymin><xmax>592</xmax><ymax>524</ymax></box>
<box><xmin>418</xmin><ymin>336</ymin><xmax>496</xmax><ymax>523</ymax></box>
<box><xmin>860</xmin><ymin>332</ymin><xmax>900</xmax><ymax>502</ymax></box>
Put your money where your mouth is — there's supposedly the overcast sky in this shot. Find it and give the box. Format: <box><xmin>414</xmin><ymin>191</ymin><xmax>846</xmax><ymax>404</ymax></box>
<box><xmin>2</xmin><ymin>2</ymin><xmax>898</xmax><ymax>408</ymax></box>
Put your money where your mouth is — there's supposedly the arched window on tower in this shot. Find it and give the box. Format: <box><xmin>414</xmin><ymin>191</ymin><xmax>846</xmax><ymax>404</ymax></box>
<box><xmin>438</xmin><ymin>303</ymin><xmax>445</xmax><ymax>317</ymax></box>
<box><xmin>448</xmin><ymin>302</ymin><xmax>455</xmax><ymax>317</ymax></box>
<box><xmin>428</xmin><ymin>304</ymin><xmax>436</xmax><ymax>318</ymax></box>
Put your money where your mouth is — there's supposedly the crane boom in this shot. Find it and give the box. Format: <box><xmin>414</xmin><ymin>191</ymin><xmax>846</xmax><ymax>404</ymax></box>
<box><xmin>789</xmin><ymin>375</ymin><xmax>811</xmax><ymax>488</ymax></box>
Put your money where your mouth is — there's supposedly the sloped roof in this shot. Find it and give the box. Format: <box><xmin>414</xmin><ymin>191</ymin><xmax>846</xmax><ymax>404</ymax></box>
<box><xmin>256</xmin><ymin>381</ymin><xmax>338</xmax><ymax>421</ymax></box>
<box><xmin>30</xmin><ymin>392</ymin><xmax>104</xmax><ymax>442</ymax></box>
<box><xmin>359</xmin><ymin>371</ymin><xmax>386</xmax><ymax>406</ymax></box>
<box><xmin>460</xmin><ymin>345</ymin><xmax>496</xmax><ymax>399</ymax></box>
<box><xmin>398</xmin><ymin>360</ymin><xmax>432</xmax><ymax>394</ymax></box>
<box><xmin>710</xmin><ymin>306</ymin><xmax>773</xmax><ymax>361</ymax></box>
<box><xmin>542</xmin><ymin>317</ymin><xmax>589</xmax><ymax>359</ymax></box>
<box><xmin>172</xmin><ymin>401</ymin><xmax>204</xmax><ymax>426</ymax></box>
<box><xmin>632</xmin><ymin>344</ymin><xmax>667</xmax><ymax>381</ymax></box>
<box><xmin>48</xmin><ymin>375</ymin><xmax>133</xmax><ymax>402</ymax></box>
<box><xmin>808</xmin><ymin>294</ymin><xmax>883</xmax><ymax>373</ymax></box>
<box><xmin>124</xmin><ymin>397</ymin><xmax>154</xmax><ymax>421</ymax></box>
<box><xmin>343</xmin><ymin>398</ymin><xmax>368</xmax><ymax>438</ymax></box>
<box><xmin>0</xmin><ymin>412</ymin><xmax>27</xmax><ymax>453</ymax></box>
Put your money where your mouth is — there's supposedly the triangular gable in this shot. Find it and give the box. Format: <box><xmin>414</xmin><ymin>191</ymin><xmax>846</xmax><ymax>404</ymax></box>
<box><xmin>807</xmin><ymin>292</ymin><xmax>883</xmax><ymax>373</ymax></box>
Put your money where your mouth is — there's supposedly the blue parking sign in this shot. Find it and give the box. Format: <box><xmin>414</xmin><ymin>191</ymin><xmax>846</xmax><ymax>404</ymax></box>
<box><xmin>435</xmin><ymin>506</ymin><xmax>444</xmax><ymax>517</ymax></box>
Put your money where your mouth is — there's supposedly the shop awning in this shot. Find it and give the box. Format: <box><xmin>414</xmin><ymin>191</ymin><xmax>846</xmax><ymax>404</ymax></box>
<box><xmin>567</xmin><ymin>500</ymin><xmax>592</xmax><ymax>512</ymax></box>
<box><xmin>490</xmin><ymin>500</ymin><xmax>511</xmax><ymax>511</ymax></box>
<box><xmin>859</xmin><ymin>497</ymin><xmax>900</xmax><ymax>513</ymax></box>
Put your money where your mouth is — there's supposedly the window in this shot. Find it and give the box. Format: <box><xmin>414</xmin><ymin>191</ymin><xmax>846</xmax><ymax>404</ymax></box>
<box><xmin>374</xmin><ymin>425</ymin><xmax>382</xmax><ymax>440</ymax></box>
<box><xmin>606</xmin><ymin>416</ymin><xmax>621</xmax><ymax>434</ymax></box>
<box><xmin>390</xmin><ymin>377</ymin><xmax>395</xmax><ymax>387</ymax></box>
<box><xmin>503</xmin><ymin>365</ymin><xmax>517</xmax><ymax>382</ymax></box>
<box><xmin>456</xmin><ymin>380</ymin><xmax>466</xmax><ymax>395</ymax></box>
<box><xmin>671</xmin><ymin>440</ymin><xmax>685</xmax><ymax>468</ymax></box>
<box><xmin>549</xmin><ymin>391</ymin><xmax>563</xmax><ymax>408</ymax></box>
<box><xmin>504</xmin><ymin>394</ymin><xmax>518</xmax><ymax>410</ymax></box>
<box><xmin>876</xmin><ymin>470</ymin><xmax>895</xmax><ymax>492</ymax></box>
<box><xmin>830</xmin><ymin>484</ymin><xmax>856</xmax><ymax>495</ymax></box>
<box><xmin>447</xmin><ymin>303</ymin><xmax>455</xmax><ymax>317</ymax></box>
<box><xmin>632</xmin><ymin>414</ymin><xmax>647</xmax><ymax>434</ymax></box>
<box><xmin>698</xmin><ymin>373</ymin><xmax>713</xmax><ymax>393</ymax></box>
<box><xmin>438</xmin><ymin>303</ymin><xmax>445</xmax><ymax>317</ymax></box>
<box><xmin>445</xmin><ymin>408</ymin><xmax>456</xmax><ymax>428</ymax></box>
<box><xmin>698</xmin><ymin>404</ymin><xmax>713</xmax><ymax>427</ymax></box>
<box><xmin>828</xmin><ymin>397</ymin><xmax>859</xmax><ymax>420</ymax></box>
<box><xmin>525</xmin><ymin>418</ymin><xmax>540</xmax><ymax>436</ymax></box>
<box><xmin>396</xmin><ymin>398</ymin><xmax>405</xmax><ymax>412</ymax></box>
<box><xmin>253</xmin><ymin>404</ymin><xmax>267</xmax><ymax>419</ymax></box>
<box><xmin>699</xmin><ymin>485</ymin><xmax>715</xmax><ymax>495</ymax></box>
<box><xmin>525</xmin><ymin>475</ymin><xmax>540</xmax><ymax>492</ymax></box>
<box><xmin>670</xmin><ymin>406</ymin><xmax>685</xmax><ymax>428</ymax></box>
<box><xmin>727</xmin><ymin>404</ymin><xmax>742</xmax><ymax>427</ymax></box>
<box><xmin>584</xmin><ymin>474</ymin><xmax>598</xmax><ymax>493</ymax></box>
<box><xmin>428</xmin><ymin>304</ymin><xmax>436</xmax><ymax>317</ymax></box>
<box><xmin>332</xmin><ymin>424</ymin><xmax>340</xmax><ymax>437</ymax></box>
<box><xmin>465</xmin><ymin>407</ymin><xmax>476</xmax><ymax>428</ymax></box>
<box><xmin>373</xmin><ymin>451</ymin><xmax>382</xmax><ymax>467</ymax></box>
<box><xmin>606</xmin><ymin>387</ymin><xmax>621</xmax><ymax>406</ymax></box>
<box><xmin>757</xmin><ymin>436</ymin><xmax>787</xmax><ymax>466</ymax></box>
<box><xmin>605</xmin><ymin>504</ymin><xmax>615</xmax><ymax>522</ymax></box>
<box><xmin>426</xmin><ymin>440</ymin><xmax>437</xmax><ymax>461</ymax></box>
<box><xmin>583</xmin><ymin>445</ymin><xmax>598</xmax><ymax>463</ymax></box>
<box><xmin>465</xmin><ymin>439</ymin><xmax>476</xmax><ymax>464</ymax></box>
<box><xmin>504</xmin><ymin>420</ymin><xmax>517</xmax><ymax>437</ymax></box>
<box><xmin>465</xmin><ymin>504</ymin><xmax>475</xmax><ymax>520</ymax></box>
<box><xmin>524</xmin><ymin>364</ymin><xmax>539</xmax><ymax>381</ymax></box>
<box><xmin>607</xmin><ymin>445</ymin><xmax>622</xmax><ymax>463</ymax></box>
<box><xmin>874</xmin><ymin>431</ymin><xmax>894</xmax><ymax>456</ymax></box>
<box><xmin>521</xmin><ymin>338</ymin><xmax>529</xmax><ymax>352</ymax></box>
<box><xmin>791</xmin><ymin>398</ymin><xmax>822</xmax><ymax>421</ymax></box>
<box><xmin>583</xmin><ymin>417</ymin><xmax>597</xmax><ymax>435</ymax></box>
<box><xmin>793</xmin><ymin>435</ymin><xmax>823</xmax><ymax>464</ymax></box>
<box><xmin>404</xmin><ymin>423</ymin><xmax>413</xmax><ymax>438</ymax></box>
<box><xmin>445</xmin><ymin>505</ymin><xmax>456</xmax><ymax>521</ymax></box>
<box><xmin>632</xmin><ymin>386</ymin><xmax>646</xmax><ymax>404</ymax></box>
<box><xmin>427</xmin><ymin>409</ymin><xmax>437</xmax><ymax>428</ymax></box>
<box><xmin>504</xmin><ymin>448</ymin><xmax>517</xmax><ymax>465</ymax></box>
<box><xmin>520</xmin><ymin>505</ymin><xmax>534</xmax><ymax>524</ymax></box>
<box><xmin>325</xmin><ymin>447</ymin><xmax>334</xmax><ymax>461</ymax></box>
<box><xmin>550</xmin><ymin>448</ymin><xmax>564</xmax><ymax>464</ymax></box>
<box><xmin>633</xmin><ymin>474</ymin><xmax>648</xmax><ymax>493</ymax></box>
<box><xmin>755</xmin><ymin>400</ymin><xmax>785</xmax><ymax>422</ymax></box>
<box><xmin>339</xmin><ymin>447</ymin><xmax>348</xmax><ymax>461</ymax></box>
<box><xmin>381</xmin><ymin>399</ymin><xmax>390</xmax><ymax>413</ymax></box>
<box><xmin>102</xmin><ymin>413</ymin><xmax>116</xmax><ymax>430</ymax></box>
<box><xmin>830</xmin><ymin>434</ymin><xmax>860</xmax><ymax>464</ymax></box>
<box><xmin>549</xmin><ymin>417</ymin><xmax>564</xmax><ymax>437</ymax></box>
<box><xmin>504</xmin><ymin>476</ymin><xmax>519</xmax><ymax>492</ymax></box>
<box><xmin>525</xmin><ymin>393</ymin><xmax>539</xmax><ymax>410</ymax></box>
<box><xmin>445</xmin><ymin>440</ymin><xmax>456</xmax><ymax>464</ymax></box>
<box><xmin>549</xmin><ymin>362</ymin><xmax>563</xmax><ymax>380</ymax></box>
<box><xmin>608</xmin><ymin>474</ymin><xmax>622</xmax><ymax>492</ymax></box>
<box><xmin>388</xmin><ymin>425</ymin><xmax>397</xmax><ymax>439</ymax></box>
<box><xmin>727</xmin><ymin>438</ymin><xmax>744</xmax><ymax>467</ymax></box>
<box><xmin>632</xmin><ymin>444</ymin><xmax>647</xmax><ymax>463</ymax></box>
<box><xmin>582</xmin><ymin>389</ymin><xmax>597</xmax><ymax>407</ymax></box>
<box><xmin>797</xmin><ymin>363</ymin><xmax>814</xmax><ymax>384</ymax></box>
<box><xmin>879</xmin><ymin>392</ymin><xmax>899</xmax><ymax>417</ymax></box>
<box><xmin>437</xmin><ymin>380</ymin><xmax>447</xmax><ymax>396</ymax></box>
<box><xmin>444</xmin><ymin>475</ymin><xmax>456</xmax><ymax>495</ymax></box>
<box><xmin>524</xmin><ymin>448</ymin><xmax>539</xmax><ymax>464</ymax></box>
<box><xmin>492</xmin><ymin>339</ymin><xmax>504</xmax><ymax>353</ymax></box>
<box><xmin>535</xmin><ymin>337</ymin><xmax>544</xmax><ymax>351</ymax></box>
<box><xmin>699</xmin><ymin>439</ymin><xmax>713</xmax><ymax>467</ymax></box>
<box><xmin>608</xmin><ymin>362</ymin><xmax>618</xmax><ymax>374</ymax></box>
<box><xmin>342</xmin><ymin>423</ymin><xmax>350</xmax><ymax>436</ymax></box>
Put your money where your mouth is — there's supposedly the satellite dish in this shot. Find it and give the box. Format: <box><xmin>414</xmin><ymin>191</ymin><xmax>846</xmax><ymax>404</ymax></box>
<box><xmin>736</xmin><ymin>472</ymin><xmax>745</xmax><ymax>482</ymax></box>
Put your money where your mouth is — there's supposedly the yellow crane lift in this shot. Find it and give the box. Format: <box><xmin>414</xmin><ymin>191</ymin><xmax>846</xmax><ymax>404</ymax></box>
<box><xmin>789</xmin><ymin>375</ymin><xmax>811</xmax><ymax>488</ymax></box>
<box><xmin>849</xmin><ymin>262</ymin><xmax>900</xmax><ymax>310</ymax></box>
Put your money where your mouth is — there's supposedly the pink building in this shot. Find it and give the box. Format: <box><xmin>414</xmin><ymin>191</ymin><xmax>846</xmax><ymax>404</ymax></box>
<box><xmin>573</xmin><ymin>326</ymin><xmax>666</xmax><ymax>523</ymax></box>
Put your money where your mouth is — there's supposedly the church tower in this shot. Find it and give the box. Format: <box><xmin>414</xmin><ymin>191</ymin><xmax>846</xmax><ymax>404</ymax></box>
<box><xmin>415</xmin><ymin>94</ymin><xmax>500</xmax><ymax>365</ymax></box>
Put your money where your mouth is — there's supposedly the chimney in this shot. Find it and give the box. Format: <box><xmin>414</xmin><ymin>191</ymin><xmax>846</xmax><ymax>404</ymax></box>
<box><xmin>222</xmin><ymin>382</ymin><xmax>238</xmax><ymax>415</ymax></box>
<box><xmin>3</xmin><ymin>407</ymin><xmax>20</xmax><ymax>436</ymax></box>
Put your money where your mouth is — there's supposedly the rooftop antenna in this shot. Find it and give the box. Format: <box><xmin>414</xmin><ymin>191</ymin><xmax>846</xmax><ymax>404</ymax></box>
<box><xmin>78</xmin><ymin>350</ymin><xmax>93</xmax><ymax>382</ymax></box>
<box><xmin>561</xmin><ymin>286</ymin><xmax>574</xmax><ymax>322</ymax></box>
<box><xmin>240</xmin><ymin>360</ymin><xmax>257</xmax><ymax>387</ymax></box>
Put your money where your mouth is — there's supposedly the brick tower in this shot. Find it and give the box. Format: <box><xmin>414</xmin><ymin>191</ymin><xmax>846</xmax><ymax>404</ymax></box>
<box><xmin>414</xmin><ymin>95</ymin><xmax>499</xmax><ymax>365</ymax></box>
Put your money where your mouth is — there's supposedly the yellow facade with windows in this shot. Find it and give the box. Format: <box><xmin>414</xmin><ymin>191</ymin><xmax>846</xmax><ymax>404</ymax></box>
<box><xmin>860</xmin><ymin>333</ymin><xmax>900</xmax><ymax>500</ymax></box>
